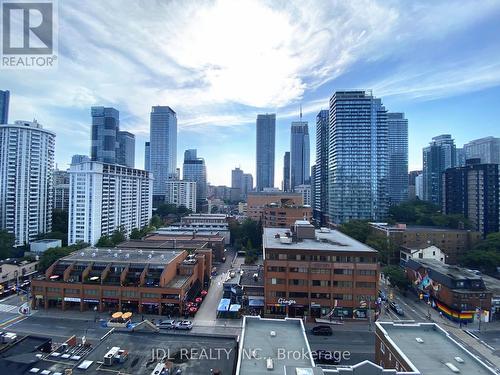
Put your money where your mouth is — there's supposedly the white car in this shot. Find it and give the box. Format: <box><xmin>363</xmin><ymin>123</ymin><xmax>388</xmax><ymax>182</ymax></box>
<box><xmin>175</xmin><ymin>320</ymin><xmax>193</xmax><ymax>330</ymax></box>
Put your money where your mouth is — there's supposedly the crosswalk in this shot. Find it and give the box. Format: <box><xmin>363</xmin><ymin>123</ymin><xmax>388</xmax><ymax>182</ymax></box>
<box><xmin>0</xmin><ymin>304</ymin><xmax>18</xmax><ymax>313</ymax></box>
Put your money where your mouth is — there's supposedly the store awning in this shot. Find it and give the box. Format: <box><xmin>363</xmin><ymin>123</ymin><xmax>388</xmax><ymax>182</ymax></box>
<box><xmin>217</xmin><ymin>298</ymin><xmax>231</xmax><ymax>312</ymax></box>
<box><xmin>248</xmin><ymin>297</ymin><xmax>265</xmax><ymax>307</ymax></box>
<box><xmin>229</xmin><ymin>304</ymin><xmax>241</xmax><ymax>312</ymax></box>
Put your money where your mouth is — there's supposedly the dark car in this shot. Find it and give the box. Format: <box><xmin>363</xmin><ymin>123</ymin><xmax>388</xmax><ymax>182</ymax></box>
<box><xmin>389</xmin><ymin>301</ymin><xmax>404</xmax><ymax>316</ymax></box>
<box><xmin>312</xmin><ymin>350</ymin><xmax>340</xmax><ymax>365</ymax></box>
<box><xmin>378</xmin><ymin>290</ymin><xmax>388</xmax><ymax>301</ymax></box>
<box><xmin>311</xmin><ymin>325</ymin><xmax>333</xmax><ymax>336</ymax></box>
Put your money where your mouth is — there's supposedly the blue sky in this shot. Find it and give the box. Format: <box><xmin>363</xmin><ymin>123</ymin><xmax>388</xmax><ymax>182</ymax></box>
<box><xmin>2</xmin><ymin>0</ymin><xmax>500</xmax><ymax>185</ymax></box>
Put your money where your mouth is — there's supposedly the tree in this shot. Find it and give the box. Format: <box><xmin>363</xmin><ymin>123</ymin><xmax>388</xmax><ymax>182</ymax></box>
<box><xmin>52</xmin><ymin>209</ymin><xmax>69</xmax><ymax>233</ymax></box>
<box><xmin>338</xmin><ymin>220</ymin><xmax>372</xmax><ymax>243</ymax></box>
<box><xmin>111</xmin><ymin>226</ymin><xmax>126</xmax><ymax>246</ymax></box>
<box><xmin>37</xmin><ymin>242</ymin><xmax>88</xmax><ymax>271</ymax></box>
<box><xmin>459</xmin><ymin>232</ymin><xmax>500</xmax><ymax>275</ymax></box>
<box><xmin>365</xmin><ymin>233</ymin><xmax>396</xmax><ymax>266</ymax></box>
<box><xmin>383</xmin><ymin>266</ymin><xmax>410</xmax><ymax>291</ymax></box>
<box><xmin>130</xmin><ymin>228</ymin><xmax>143</xmax><ymax>240</ymax></box>
<box><xmin>0</xmin><ymin>230</ymin><xmax>15</xmax><ymax>260</ymax></box>
<box><xmin>96</xmin><ymin>235</ymin><xmax>113</xmax><ymax>247</ymax></box>
<box><xmin>150</xmin><ymin>215</ymin><xmax>163</xmax><ymax>228</ymax></box>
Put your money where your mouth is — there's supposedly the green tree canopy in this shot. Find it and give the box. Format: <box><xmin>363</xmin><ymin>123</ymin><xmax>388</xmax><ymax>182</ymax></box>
<box><xmin>52</xmin><ymin>209</ymin><xmax>69</xmax><ymax>234</ymax></box>
<box><xmin>37</xmin><ymin>242</ymin><xmax>88</xmax><ymax>272</ymax></box>
<box><xmin>383</xmin><ymin>265</ymin><xmax>410</xmax><ymax>291</ymax></box>
<box><xmin>0</xmin><ymin>230</ymin><xmax>16</xmax><ymax>260</ymax></box>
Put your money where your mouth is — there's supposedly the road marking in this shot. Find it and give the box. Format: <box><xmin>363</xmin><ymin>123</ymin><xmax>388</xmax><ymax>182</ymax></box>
<box><xmin>0</xmin><ymin>303</ymin><xmax>18</xmax><ymax>312</ymax></box>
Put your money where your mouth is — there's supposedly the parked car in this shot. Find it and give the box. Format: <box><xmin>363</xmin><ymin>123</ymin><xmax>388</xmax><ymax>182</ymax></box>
<box><xmin>389</xmin><ymin>301</ymin><xmax>404</xmax><ymax>316</ymax></box>
<box><xmin>312</xmin><ymin>350</ymin><xmax>340</xmax><ymax>365</ymax></box>
<box><xmin>157</xmin><ymin>319</ymin><xmax>176</xmax><ymax>329</ymax></box>
<box><xmin>378</xmin><ymin>290</ymin><xmax>388</xmax><ymax>301</ymax></box>
<box><xmin>175</xmin><ymin>320</ymin><xmax>193</xmax><ymax>330</ymax></box>
<box><xmin>311</xmin><ymin>325</ymin><xmax>333</xmax><ymax>336</ymax></box>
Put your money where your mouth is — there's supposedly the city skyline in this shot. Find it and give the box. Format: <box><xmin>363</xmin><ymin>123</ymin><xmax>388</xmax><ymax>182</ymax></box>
<box><xmin>1</xmin><ymin>1</ymin><xmax>500</xmax><ymax>186</ymax></box>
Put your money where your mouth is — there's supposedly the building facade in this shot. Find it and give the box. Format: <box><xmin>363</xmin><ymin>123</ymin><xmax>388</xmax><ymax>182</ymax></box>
<box><xmin>31</xmin><ymin>246</ymin><xmax>211</xmax><ymax>316</ymax></box>
<box><xmin>328</xmin><ymin>91</ymin><xmax>389</xmax><ymax>223</ymax></box>
<box><xmin>263</xmin><ymin>221</ymin><xmax>379</xmax><ymax>318</ymax></box>
<box><xmin>464</xmin><ymin>136</ymin><xmax>500</xmax><ymax>164</ymax></box>
<box><xmin>408</xmin><ymin>170</ymin><xmax>422</xmax><ymax>200</ymax></box>
<box><xmin>68</xmin><ymin>161</ymin><xmax>153</xmax><ymax>245</ymax></box>
<box><xmin>165</xmin><ymin>180</ymin><xmax>197</xmax><ymax>213</ymax></box>
<box><xmin>387</xmin><ymin>112</ymin><xmax>408</xmax><ymax>205</ymax></box>
<box><xmin>247</xmin><ymin>192</ymin><xmax>303</xmax><ymax>221</ymax></box>
<box><xmin>117</xmin><ymin>130</ymin><xmax>135</xmax><ymax>168</ymax></box>
<box><xmin>256</xmin><ymin>114</ymin><xmax>276</xmax><ymax>191</ymax></box>
<box><xmin>0</xmin><ymin>120</ymin><xmax>55</xmax><ymax>246</ymax></box>
<box><xmin>314</xmin><ymin>109</ymin><xmax>329</xmax><ymax>225</ymax></box>
<box><xmin>150</xmin><ymin>106</ymin><xmax>177</xmax><ymax>199</ymax></box>
<box><xmin>283</xmin><ymin>151</ymin><xmax>290</xmax><ymax>192</ymax></box>
<box><xmin>294</xmin><ymin>184</ymin><xmax>311</xmax><ymax>206</ymax></box>
<box><xmin>262</xmin><ymin>205</ymin><xmax>312</xmax><ymax>228</ymax></box>
<box><xmin>290</xmin><ymin>119</ymin><xmax>310</xmax><ymax>189</ymax></box>
<box><xmin>242</xmin><ymin>173</ymin><xmax>253</xmax><ymax>198</ymax></box>
<box><xmin>182</xmin><ymin>149</ymin><xmax>207</xmax><ymax>203</ymax></box>
<box><xmin>144</xmin><ymin>141</ymin><xmax>150</xmax><ymax>171</ymax></box>
<box><xmin>422</xmin><ymin>134</ymin><xmax>456</xmax><ymax>205</ymax></box>
<box><xmin>71</xmin><ymin>154</ymin><xmax>89</xmax><ymax>165</ymax></box>
<box><xmin>53</xmin><ymin>169</ymin><xmax>70</xmax><ymax>210</ymax></box>
<box><xmin>0</xmin><ymin>90</ymin><xmax>9</xmax><ymax>124</ymax></box>
<box><xmin>91</xmin><ymin>106</ymin><xmax>120</xmax><ymax>164</ymax></box>
<box><xmin>370</xmin><ymin>223</ymin><xmax>482</xmax><ymax>265</ymax></box>
<box><xmin>443</xmin><ymin>159</ymin><xmax>499</xmax><ymax>236</ymax></box>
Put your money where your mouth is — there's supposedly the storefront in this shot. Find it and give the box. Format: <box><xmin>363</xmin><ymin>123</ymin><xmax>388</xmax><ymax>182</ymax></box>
<box><xmin>141</xmin><ymin>302</ymin><xmax>160</xmax><ymax>315</ymax></box>
<box><xmin>102</xmin><ymin>298</ymin><xmax>119</xmax><ymax>312</ymax></box>
<box><xmin>63</xmin><ymin>297</ymin><xmax>81</xmax><ymax>310</ymax></box>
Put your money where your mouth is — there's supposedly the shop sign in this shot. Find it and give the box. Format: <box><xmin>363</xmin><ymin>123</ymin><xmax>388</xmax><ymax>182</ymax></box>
<box><xmin>83</xmin><ymin>299</ymin><xmax>99</xmax><ymax>303</ymax></box>
<box><xmin>277</xmin><ymin>298</ymin><xmax>296</xmax><ymax>306</ymax></box>
<box><xmin>64</xmin><ymin>297</ymin><xmax>81</xmax><ymax>302</ymax></box>
<box><xmin>35</xmin><ymin>294</ymin><xmax>43</xmax><ymax>299</ymax></box>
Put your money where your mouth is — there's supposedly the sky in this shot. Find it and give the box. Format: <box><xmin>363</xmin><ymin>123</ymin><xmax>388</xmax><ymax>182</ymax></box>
<box><xmin>2</xmin><ymin>0</ymin><xmax>500</xmax><ymax>186</ymax></box>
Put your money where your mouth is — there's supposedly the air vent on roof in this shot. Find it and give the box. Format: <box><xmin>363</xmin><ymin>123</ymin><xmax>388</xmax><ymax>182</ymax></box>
<box><xmin>445</xmin><ymin>362</ymin><xmax>460</xmax><ymax>373</ymax></box>
<box><xmin>454</xmin><ymin>357</ymin><xmax>464</xmax><ymax>363</ymax></box>
<box><xmin>266</xmin><ymin>357</ymin><xmax>274</xmax><ymax>370</ymax></box>
<box><xmin>270</xmin><ymin>331</ymin><xmax>276</xmax><ymax>337</ymax></box>
<box><xmin>415</xmin><ymin>337</ymin><xmax>424</xmax><ymax>343</ymax></box>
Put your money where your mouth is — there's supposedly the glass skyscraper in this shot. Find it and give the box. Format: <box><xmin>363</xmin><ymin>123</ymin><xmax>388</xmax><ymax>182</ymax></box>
<box><xmin>328</xmin><ymin>91</ymin><xmax>389</xmax><ymax>224</ymax></box>
<box><xmin>91</xmin><ymin>106</ymin><xmax>119</xmax><ymax>164</ymax></box>
<box><xmin>423</xmin><ymin>134</ymin><xmax>456</xmax><ymax>206</ymax></box>
<box><xmin>150</xmin><ymin>106</ymin><xmax>177</xmax><ymax>198</ymax></box>
<box><xmin>117</xmin><ymin>130</ymin><xmax>135</xmax><ymax>168</ymax></box>
<box><xmin>464</xmin><ymin>136</ymin><xmax>500</xmax><ymax>164</ymax></box>
<box><xmin>387</xmin><ymin>112</ymin><xmax>408</xmax><ymax>205</ymax></box>
<box><xmin>0</xmin><ymin>90</ymin><xmax>9</xmax><ymax>124</ymax></box>
<box><xmin>144</xmin><ymin>141</ymin><xmax>150</xmax><ymax>171</ymax></box>
<box><xmin>182</xmin><ymin>149</ymin><xmax>207</xmax><ymax>201</ymax></box>
<box><xmin>290</xmin><ymin>119</ymin><xmax>310</xmax><ymax>190</ymax></box>
<box><xmin>314</xmin><ymin>109</ymin><xmax>329</xmax><ymax>225</ymax></box>
<box><xmin>282</xmin><ymin>151</ymin><xmax>290</xmax><ymax>192</ymax></box>
<box><xmin>256</xmin><ymin>114</ymin><xmax>276</xmax><ymax>191</ymax></box>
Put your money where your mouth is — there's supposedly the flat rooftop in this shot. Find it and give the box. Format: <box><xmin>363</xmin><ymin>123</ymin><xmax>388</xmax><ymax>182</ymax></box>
<box><xmin>237</xmin><ymin>317</ymin><xmax>314</xmax><ymax>375</ymax></box>
<box><xmin>27</xmin><ymin>331</ymin><xmax>237</xmax><ymax>375</ymax></box>
<box><xmin>263</xmin><ymin>228</ymin><xmax>377</xmax><ymax>253</ymax></box>
<box><xmin>31</xmin><ymin>239</ymin><xmax>61</xmax><ymax>243</ymax></box>
<box><xmin>62</xmin><ymin>247</ymin><xmax>183</xmax><ymax>265</ymax></box>
<box><xmin>377</xmin><ymin>322</ymin><xmax>496</xmax><ymax>375</ymax></box>
<box><xmin>407</xmin><ymin>258</ymin><xmax>483</xmax><ymax>281</ymax></box>
<box><xmin>370</xmin><ymin>223</ymin><xmax>475</xmax><ymax>233</ymax></box>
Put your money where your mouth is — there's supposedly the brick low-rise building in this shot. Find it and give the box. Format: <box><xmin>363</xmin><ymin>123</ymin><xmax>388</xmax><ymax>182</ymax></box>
<box><xmin>31</xmin><ymin>246</ymin><xmax>211</xmax><ymax>316</ymax></box>
<box><xmin>405</xmin><ymin>258</ymin><xmax>492</xmax><ymax>322</ymax></box>
<box><xmin>263</xmin><ymin>220</ymin><xmax>379</xmax><ymax>319</ymax></box>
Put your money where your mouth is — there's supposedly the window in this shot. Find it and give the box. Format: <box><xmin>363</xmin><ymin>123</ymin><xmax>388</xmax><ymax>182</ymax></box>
<box><xmin>356</xmin><ymin>282</ymin><xmax>376</xmax><ymax>289</ymax></box>
<box><xmin>333</xmin><ymin>281</ymin><xmax>352</xmax><ymax>288</ymax></box>
<box><xmin>311</xmin><ymin>268</ymin><xmax>330</xmax><ymax>274</ymax></box>
<box><xmin>311</xmin><ymin>280</ymin><xmax>331</xmax><ymax>287</ymax></box>
<box><xmin>358</xmin><ymin>269</ymin><xmax>376</xmax><ymax>276</ymax></box>
<box><xmin>103</xmin><ymin>289</ymin><xmax>117</xmax><ymax>296</ymax></box>
<box><xmin>380</xmin><ymin>342</ymin><xmax>385</xmax><ymax>354</ymax></box>
<box><xmin>289</xmin><ymin>279</ymin><xmax>307</xmax><ymax>286</ymax></box>
<box><xmin>271</xmin><ymin>278</ymin><xmax>285</xmax><ymax>285</ymax></box>
<box><xmin>289</xmin><ymin>292</ymin><xmax>308</xmax><ymax>298</ymax></box>
<box><xmin>334</xmin><ymin>268</ymin><xmax>353</xmax><ymax>275</ymax></box>
<box><xmin>289</xmin><ymin>267</ymin><xmax>308</xmax><ymax>273</ymax></box>
<box><xmin>267</xmin><ymin>266</ymin><xmax>286</xmax><ymax>272</ymax></box>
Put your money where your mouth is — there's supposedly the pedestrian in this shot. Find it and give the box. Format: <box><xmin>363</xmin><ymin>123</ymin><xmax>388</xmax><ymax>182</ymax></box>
<box><xmin>439</xmin><ymin>311</ymin><xmax>443</xmax><ymax>319</ymax></box>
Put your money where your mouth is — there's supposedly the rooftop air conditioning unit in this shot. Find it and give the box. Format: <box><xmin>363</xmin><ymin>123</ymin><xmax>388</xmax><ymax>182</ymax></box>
<box><xmin>279</xmin><ymin>236</ymin><xmax>292</xmax><ymax>244</ymax></box>
<box><xmin>266</xmin><ymin>357</ymin><xmax>274</xmax><ymax>370</ymax></box>
<box><xmin>270</xmin><ymin>331</ymin><xmax>276</xmax><ymax>337</ymax></box>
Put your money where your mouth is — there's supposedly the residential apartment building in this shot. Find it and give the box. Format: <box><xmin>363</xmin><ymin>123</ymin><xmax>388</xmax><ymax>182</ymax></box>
<box><xmin>328</xmin><ymin>91</ymin><xmax>389</xmax><ymax>223</ymax></box>
<box><xmin>387</xmin><ymin>112</ymin><xmax>408</xmax><ymax>205</ymax></box>
<box><xmin>0</xmin><ymin>120</ymin><xmax>55</xmax><ymax>246</ymax></box>
<box><xmin>182</xmin><ymin>149</ymin><xmax>207</xmax><ymax>207</ymax></box>
<box><xmin>464</xmin><ymin>136</ymin><xmax>500</xmax><ymax>164</ymax></box>
<box><xmin>263</xmin><ymin>221</ymin><xmax>379</xmax><ymax>319</ymax></box>
<box><xmin>294</xmin><ymin>184</ymin><xmax>311</xmax><ymax>206</ymax></box>
<box><xmin>283</xmin><ymin>151</ymin><xmax>290</xmax><ymax>192</ymax></box>
<box><xmin>165</xmin><ymin>180</ymin><xmax>197</xmax><ymax>212</ymax></box>
<box><xmin>256</xmin><ymin>114</ymin><xmax>276</xmax><ymax>191</ymax></box>
<box><xmin>422</xmin><ymin>134</ymin><xmax>457</xmax><ymax>205</ymax></box>
<box><xmin>369</xmin><ymin>223</ymin><xmax>481</xmax><ymax>265</ymax></box>
<box><xmin>144</xmin><ymin>141</ymin><xmax>150</xmax><ymax>171</ymax></box>
<box><xmin>150</xmin><ymin>106</ymin><xmax>177</xmax><ymax>201</ymax></box>
<box><xmin>314</xmin><ymin>109</ymin><xmax>329</xmax><ymax>226</ymax></box>
<box><xmin>247</xmin><ymin>192</ymin><xmax>303</xmax><ymax>221</ymax></box>
<box><xmin>443</xmin><ymin>159</ymin><xmax>499</xmax><ymax>236</ymax></box>
<box><xmin>406</xmin><ymin>258</ymin><xmax>492</xmax><ymax>322</ymax></box>
<box><xmin>68</xmin><ymin>161</ymin><xmax>153</xmax><ymax>245</ymax></box>
<box><xmin>53</xmin><ymin>169</ymin><xmax>70</xmax><ymax>210</ymax></box>
<box><xmin>262</xmin><ymin>205</ymin><xmax>312</xmax><ymax>228</ymax></box>
<box><xmin>31</xmin><ymin>246</ymin><xmax>212</xmax><ymax>316</ymax></box>
<box><xmin>90</xmin><ymin>106</ymin><xmax>120</xmax><ymax>164</ymax></box>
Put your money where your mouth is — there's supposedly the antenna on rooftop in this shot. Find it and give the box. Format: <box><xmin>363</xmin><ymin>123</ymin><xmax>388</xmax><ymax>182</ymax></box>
<box><xmin>299</xmin><ymin>103</ymin><xmax>302</xmax><ymax>121</ymax></box>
